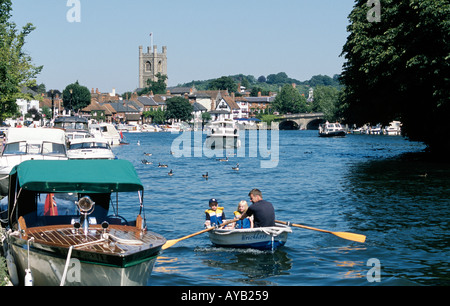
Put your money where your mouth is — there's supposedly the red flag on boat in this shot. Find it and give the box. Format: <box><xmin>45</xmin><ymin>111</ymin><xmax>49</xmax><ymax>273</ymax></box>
<box><xmin>120</xmin><ymin>131</ymin><xmax>124</xmax><ymax>139</ymax></box>
<box><xmin>44</xmin><ymin>193</ymin><xmax>58</xmax><ymax>216</ymax></box>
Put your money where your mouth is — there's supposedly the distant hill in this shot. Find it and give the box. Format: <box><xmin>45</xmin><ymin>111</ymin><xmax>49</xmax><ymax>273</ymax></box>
<box><xmin>176</xmin><ymin>72</ymin><xmax>342</xmax><ymax>96</ymax></box>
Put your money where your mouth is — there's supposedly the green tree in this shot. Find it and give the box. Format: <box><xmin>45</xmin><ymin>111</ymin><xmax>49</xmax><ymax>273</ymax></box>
<box><xmin>312</xmin><ymin>86</ymin><xmax>341</xmax><ymax>121</ymax></box>
<box><xmin>62</xmin><ymin>81</ymin><xmax>91</xmax><ymax>112</ymax></box>
<box><xmin>139</xmin><ymin>73</ymin><xmax>168</xmax><ymax>95</ymax></box>
<box><xmin>250</xmin><ymin>87</ymin><xmax>270</xmax><ymax>97</ymax></box>
<box><xmin>0</xmin><ymin>0</ymin><xmax>42</xmax><ymax>122</ymax></box>
<box><xmin>143</xmin><ymin>109</ymin><xmax>166</xmax><ymax>124</ymax></box>
<box><xmin>25</xmin><ymin>107</ymin><xmax>41</xmax><ymax>122</ymax></box>
<box><xmin>208</xmin><ymin>76</ymin><xmax>237</xmax><ymax>91</ymax></box>
<box><xmin>340</xmin><ymin>0</ymin><xmax>450</xmax><ymax>153</ymax></box>
<box><xmin>201</xmin><ymin>112</ymin><xmax>211</xmax><ymax>124</ymax></box>
<box><xmin>266</xmin><ymin>72</ymin><xmax>289</xmax><ymax>84</ymax></box>
<box><xmin>165</xmin><ymin>96</ymin><xmax>193</xmax><ymax>122</ymax></box>
<box><xmin>40</xmin><ymin>105</ymin><xmax>51</xmax><ymax>122</ymax></box>
<box><xmin>272</xmin><ymin>84</ymin><xmax>307</xmax><ymax>114</ymax></box>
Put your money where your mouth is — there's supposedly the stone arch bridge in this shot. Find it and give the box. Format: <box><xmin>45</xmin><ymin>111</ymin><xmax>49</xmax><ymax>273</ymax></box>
<box><xmin>275</xmin><ymin>112</ymin><xmax>325</xmax><ymax>130</ymax></box>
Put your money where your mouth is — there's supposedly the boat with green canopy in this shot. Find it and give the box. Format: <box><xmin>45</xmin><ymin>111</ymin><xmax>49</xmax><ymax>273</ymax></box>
<box><xmin>2</xmin><ymin>159</ymin><xmax>165</xmax><ymax>286</ymax></box>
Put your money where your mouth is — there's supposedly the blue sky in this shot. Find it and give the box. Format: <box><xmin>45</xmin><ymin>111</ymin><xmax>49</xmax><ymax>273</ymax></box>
<box><xmin>11</xmin><ymin>0</ymin><xmax>356</xmax><ymax>94</ymax></box>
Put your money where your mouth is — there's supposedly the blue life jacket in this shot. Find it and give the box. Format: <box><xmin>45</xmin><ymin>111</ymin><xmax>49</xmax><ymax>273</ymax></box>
<box><xmin>205</xmin><ymin>207</ymin><xmax>225</xmax><ymax>226</ymax></box>
<box><xmin>234</xmin><ymin>211</ymin><xmax>251</xmax><ymax>229</ymax></box>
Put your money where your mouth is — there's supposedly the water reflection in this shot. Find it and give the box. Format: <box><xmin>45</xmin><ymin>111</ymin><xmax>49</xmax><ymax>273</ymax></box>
<box><xmin>195</xmin><ymin>247</ymin><xmax>292</xmax><ymax>285</ymax></box>
<box><xmin>342</xmin><ymin>152</ymin><xmax>450</xmax><ymax>285</ymax></box>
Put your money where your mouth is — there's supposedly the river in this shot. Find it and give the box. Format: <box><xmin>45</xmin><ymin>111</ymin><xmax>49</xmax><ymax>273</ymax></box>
<box><xmin>112</xmin><ymin>129</ymin><xmax>449</xmax><ymax>286</ymax></box>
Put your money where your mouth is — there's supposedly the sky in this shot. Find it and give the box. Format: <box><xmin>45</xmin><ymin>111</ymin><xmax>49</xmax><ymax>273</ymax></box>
<box><xmin>11</xmin><ymin>0</ymin><xmax>356</xmax><ymax>94</ymax></box>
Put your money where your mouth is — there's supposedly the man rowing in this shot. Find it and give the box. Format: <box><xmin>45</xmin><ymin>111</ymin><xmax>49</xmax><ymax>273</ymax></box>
<box><xmin>234</xmin><ymin>189</ymin><xmax>275</xmax><ymax>228</ymax></box>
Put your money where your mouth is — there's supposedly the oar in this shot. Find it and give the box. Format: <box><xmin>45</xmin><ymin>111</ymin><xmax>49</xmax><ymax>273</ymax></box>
<box><xmin>162</xmin><ymin>219</ymin><xmax>235</xmax><ymax>250</ymax></box>
<box><xmin>276</xmin><ymin>220</ymin><xmax>366</xmax><ymax>243</ymax></box>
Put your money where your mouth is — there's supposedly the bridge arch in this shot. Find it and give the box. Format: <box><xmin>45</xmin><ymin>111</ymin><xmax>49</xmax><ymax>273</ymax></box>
<box><xmin>306</xmin><ymin>118</ymin><xmax>325</xmax><ymax>130</ymax></box>
<box><xmin>275</xmin><ymin>113</ymin><xmax>325</xmax><ymax>130</ymax></box>
<box><xmin>279</xmin><ymin>120</ymin><xmax>299</xmax><ymax>130</ymax></box>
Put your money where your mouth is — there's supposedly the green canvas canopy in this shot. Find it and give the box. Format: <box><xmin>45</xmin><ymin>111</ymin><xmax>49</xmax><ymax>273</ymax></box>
<box><xmin>10</xmin><ymin>159</ymin><xmax>143</xmax><ymax>193</ymax></box>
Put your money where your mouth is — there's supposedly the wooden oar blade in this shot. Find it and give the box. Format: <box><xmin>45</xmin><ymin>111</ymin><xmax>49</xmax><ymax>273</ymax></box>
<box><xmin>332</xmin><ymin>232</ymin><xmax>366</xmax><ymax>243</ymax></box>
<box><xmin>276</xmin><ymin>220</ymin><xmax>366</xmax><ymax>243</ymax></box>
<box><xmin>161</xmin><ymin>239</ymin><xmax>178</xmax><ymax>250</ymax></box>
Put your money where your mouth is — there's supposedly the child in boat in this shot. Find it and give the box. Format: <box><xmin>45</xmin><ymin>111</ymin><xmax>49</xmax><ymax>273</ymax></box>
<box><xmin>233</xmin><ymin>200</ymin><xmax>253</xmax><ymax>229</ymax></box>
<box><xmin>204</xmin><ymin>198</ymin><xmax>228</xmax><ymax>228</ymax></box>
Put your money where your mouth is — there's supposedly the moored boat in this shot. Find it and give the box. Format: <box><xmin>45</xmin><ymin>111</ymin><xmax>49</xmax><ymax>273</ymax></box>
<box><xmin>2</xmin><ymin>159</ymin><xmax>165</xmax><ymax>286</ymax></box>
<box><xmin>53</xmin><ymin>116</ymin><xmax>92</xmax><ymax>144</ymax></box>
<box><xmin>67</xmin><ymin>138</ymin><xmax>116</xmax><ymax>160</ymax></box>
<box><xmin>0</xmin><ymin>128</ymin><xmax>68</xmax><ymax>196</ymax></box>
<box><xmin>89</xmin><ymin>123</ymin><xmax>122</xmax><ymax>146</ymax></box>
<box><xmin>384</xmin><ymin>121</ymin><xmax>402</xmax><ymax>136</ymax></box>
<box><xmin>208</xmin><ymin>224</ymin><xmax>292</xmax><ymax>251</ymax></box>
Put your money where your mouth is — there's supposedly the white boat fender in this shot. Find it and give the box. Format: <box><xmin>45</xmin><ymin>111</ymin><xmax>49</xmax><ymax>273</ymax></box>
<box><xmin>5</xmin><ymin>250</ymin><xmax>19</xmax><ymax>286</ymax></box>
<box><xmin>24</xmin><ymin>268</ymin><xmax>33</xmax><ymax>286</ymax></box>
<box><xmin>25</xmin><ymin>237</ymin><xmax>34</xmax><ymax>286</ymax></box>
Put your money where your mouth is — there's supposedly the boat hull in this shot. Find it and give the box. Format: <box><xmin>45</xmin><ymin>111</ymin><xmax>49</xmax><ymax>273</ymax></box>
<box><xmin>6</xmin><ymin>224</ymin><xmax>165</xmax><ymax>286</ymax></box>
<box><xmin>206</xmin><ymin>135</ymin><xmax>241</xmax><ymax>149</ymax></box>
<box><xmin>208</xmin><ymin>225</ymin><xmax>291</xmax><ymax>251</ymax></box>
<box><xmin>9</xmin><ymin>241</ymin><xmax>158</xmax><ymax>286</ymax></box>
<box><xmin>319</xmin><ymin>131</ymin><xmax>346</xmax><ymax>137</ymax></box>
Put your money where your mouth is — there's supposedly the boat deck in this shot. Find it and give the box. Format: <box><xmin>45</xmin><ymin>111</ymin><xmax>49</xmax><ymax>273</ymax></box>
<box><xmin>22</xmin><ymin>224</ymin><xmax>166</xmax><ymax>257</ymax></box>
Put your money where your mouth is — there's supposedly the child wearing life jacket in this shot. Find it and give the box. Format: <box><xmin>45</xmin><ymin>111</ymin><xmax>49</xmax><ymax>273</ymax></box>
<box><xmin>204</xmin><ymin>198</ymin><xmax>227</xmax><ymax>228</ymax></box>
<box><xmin>233</xmin><ymin>200</ymin><xmax>253</xmax><ymax>229</ymax></box>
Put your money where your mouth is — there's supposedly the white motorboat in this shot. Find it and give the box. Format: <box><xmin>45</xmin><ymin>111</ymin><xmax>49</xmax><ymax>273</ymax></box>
<box><xmin>67</xmin><ymin>138</ymin><xmax>116</xmax><ymax>160</ymax></box>
<box><xmin>208</xmin><ymin>224</ymin><xmax>292</xmax><ymax>251</ymax></box>
<box><xmin>0</xmin><ymin>128</ymin><xmax>68</xmax><ymax>196</ymax></box>
<box><xmin>318</xmin><ymin>122</ymin><xmax>346</xmax><ymax>137</ymax></box>
<box><xmin>384</xmin><ymin>121</ymin><xmax>402</xmax><ymax>136</ymax></box>
<box><xmin>89</xmin><ymin>123</ymin><xmax>122</xmax><ymax>146</ymax></box>
<box><xmin>368</xmin><ymin>124</ymin><xmax>382</xmax><ymax>135</ymax></box>
<box><xmin>140</xmin><ymin>124</ymin><xmax>162</xmax><ymax>132</ymax></box>
<box><xmin>117</xmin><ymin>124</ymin><xmax>141</xmax><ymax>133</ymax></box>
<box><xmin>205</xmin><ymin>120</ymin><xmax>241</xmax><ymax>149</ymax></box>
<box><xmin>54</xmin><ymin>116</ymin><xmax>92</xmax><ymax>144</ymax></box>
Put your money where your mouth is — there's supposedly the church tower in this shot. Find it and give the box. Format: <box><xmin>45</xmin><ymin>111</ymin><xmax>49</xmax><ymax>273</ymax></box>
<box><xmin>139</xmin><ymin>38</ymin><xmax>167</xmax><ymax>88</ymax></box>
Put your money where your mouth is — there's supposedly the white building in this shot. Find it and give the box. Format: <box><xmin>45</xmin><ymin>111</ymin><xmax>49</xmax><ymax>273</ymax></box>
<box><xmin>16</xmin><ymin>98</ymin><xmax>40</xmax><ymax>118</ymax></box>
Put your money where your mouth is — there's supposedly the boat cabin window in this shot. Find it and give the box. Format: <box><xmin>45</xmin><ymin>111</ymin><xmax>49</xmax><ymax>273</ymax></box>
<box><xmin>2</xmin><ymin>141</ymin><xmax>28</xmax><ymax>155</ymax></box>
<box><xmin>2</xmin><ymin>141</ymin><xmax>65</xmax><ymax>156</ymax></box>
<box><xmin>42</xmin><ymin>142</ymin><xmax>66</xmax><ymax>155</ymax></box>
<box><xmin>69</xmin><ymin>142</ymin><xmax>110</xmax><ymax>150</ymax></box>
<box><xmin>54</xmin><ymin>121</ymin><xmax>88</xmax><ymax>131</ymax></box>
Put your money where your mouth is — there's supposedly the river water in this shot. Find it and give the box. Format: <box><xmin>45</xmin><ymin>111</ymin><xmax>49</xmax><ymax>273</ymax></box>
<box><xmin>113</xmin><ymin>129</ymin><xmax>449</xmax><ymax>286</ymax></box>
